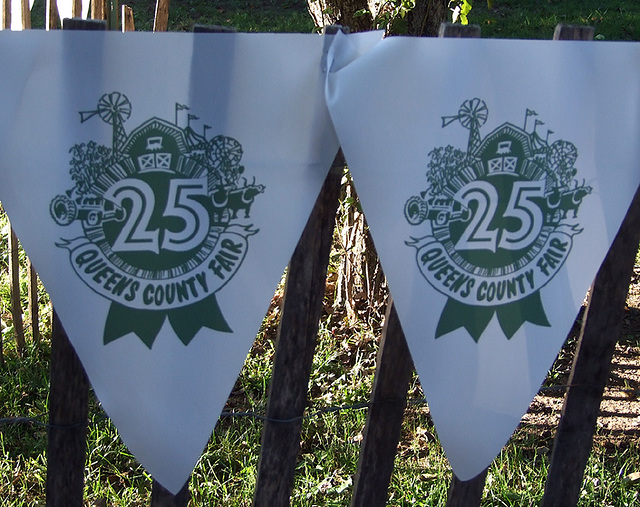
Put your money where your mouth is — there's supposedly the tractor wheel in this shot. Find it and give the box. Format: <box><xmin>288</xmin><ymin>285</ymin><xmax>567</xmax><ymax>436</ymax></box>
<box><xmin>404</xmin><ymin>196</ymin><xmax>428</xmax><ymax>225</ymax></box>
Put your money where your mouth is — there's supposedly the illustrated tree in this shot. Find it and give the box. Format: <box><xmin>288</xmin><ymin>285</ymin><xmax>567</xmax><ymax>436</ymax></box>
<box><xmin>426</xmin><ymin>145</ymin><xmax>468</xmax><ymax>196</ymax></box>
<box><xmin>69</xmin><ymin>141</ymin><xmax>111</xmax><ymax>195</ymax></box>
<box><xmin>548</xmin><ymin>140</ymin><xmax>578</xmax><ymax>188</ymax></box>
<box><xmin>207</xmin><ymin>135</ymin><xmax>245</xmax><ymax>186</ymax></box>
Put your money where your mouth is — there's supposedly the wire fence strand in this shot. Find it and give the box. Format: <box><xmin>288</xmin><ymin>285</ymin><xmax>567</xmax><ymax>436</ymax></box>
<box><xmin>0</xmin><ymin>383</ymin><xmax>583</xmax><ymax>430</ymax></box>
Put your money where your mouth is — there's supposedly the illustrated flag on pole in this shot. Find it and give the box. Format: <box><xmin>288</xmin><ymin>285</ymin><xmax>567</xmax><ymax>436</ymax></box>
<box><xmin>0</xmin><ymin>29</ymin><xmax>383</xmax><ymax>493</ymax></box>
<box><xmin>326</xmin><ymin>33</ymin><xmax>640</xmax><ymax>480</ymax></box>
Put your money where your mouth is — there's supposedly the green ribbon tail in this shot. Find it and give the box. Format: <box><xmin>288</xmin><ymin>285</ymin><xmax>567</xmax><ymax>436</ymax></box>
<box><xmin>435</xmin><ymin>299</ymin><xmax>494</xmax><ymax>342</ymax></box>
<box><xmin>104</xmin><ymin>303</ymin><xmax>166</xmax><ymax>349</ymax></box>
<box><xmin>496</xmin><ymin>292</ymin><xmax>551</xmax><ymax>339</ymax></box>
<box><xmin>104</xmin><ymin>293</ymin><xmax>232</xmax><ymax>348</ymax></box>
<box><xmin>436</xmin><ymin>291</ymin><xmax>551</xmax><ymax>342</ymax></box>
<box><xmin>168</xmin><ymin>293</ymin><xmax>232</xmax><ymax>346</ymax></box>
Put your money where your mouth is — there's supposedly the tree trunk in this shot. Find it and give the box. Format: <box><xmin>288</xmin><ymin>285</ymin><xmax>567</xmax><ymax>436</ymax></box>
<box><xmin>307</xmin><ymin>0</ymin><xmax>373</xmax><ymax>32</ymax></box>
<box><xmin>306</xmin><ymin>0</ymin><xmax>447</xmax><ymax>34</ymax></box>
<box><xmin>407</xmin><ymin>0</ymin><xmax>448</xmax><ymax>37</ymax></box>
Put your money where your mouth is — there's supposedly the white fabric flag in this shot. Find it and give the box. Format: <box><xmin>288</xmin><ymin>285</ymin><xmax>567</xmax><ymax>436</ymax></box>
<box><xmin>326</xmin><ymin>33</ymin><xmax>640</xmax><ymax>480</ymax></box>
<box><xmin>0</xmin><ymin>30</ymin><xmax>371</xmax><ymax>493</ymax></box>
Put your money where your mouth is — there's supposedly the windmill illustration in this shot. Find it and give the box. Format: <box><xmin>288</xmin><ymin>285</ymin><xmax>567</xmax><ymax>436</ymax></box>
<box><xmin>80</xmin><ymin>92</ymin><xmax>132</xmax><ymax>156</ymax></box>
<box><xmin>442</xmin><ymin>98</ymin><xmax>488</xmax><ymax>155</ymax></box>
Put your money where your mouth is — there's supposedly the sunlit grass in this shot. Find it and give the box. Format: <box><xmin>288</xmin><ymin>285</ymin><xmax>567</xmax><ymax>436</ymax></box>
<box><xmin>472</xmin><ymin>0</ymin><xmax>640</xmax><ymax>41</ymax></box>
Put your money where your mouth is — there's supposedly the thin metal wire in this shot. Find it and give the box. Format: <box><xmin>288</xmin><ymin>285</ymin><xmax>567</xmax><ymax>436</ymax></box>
<box><xmin>0</xmin><ymin>384</ymin><xmax>585</xmax><ymax>430</ymax></box>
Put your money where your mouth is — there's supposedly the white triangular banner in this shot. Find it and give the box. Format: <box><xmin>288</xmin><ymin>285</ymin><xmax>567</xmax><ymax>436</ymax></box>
<box><xmin>326</xmin><ymin>34</ymin><xmax>640</xmax><ymax>480</ymax></box>
<box><xmin>0</xmin><ymin>30</ymin><xmax>380</xmax><ymax>493</ymax></box>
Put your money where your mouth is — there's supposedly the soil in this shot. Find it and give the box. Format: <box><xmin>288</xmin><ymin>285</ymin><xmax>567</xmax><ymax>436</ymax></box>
<box><xmin>521</xmin><ymin>266</ymin><xmax>640</xmax><ymax>448</ymax></box>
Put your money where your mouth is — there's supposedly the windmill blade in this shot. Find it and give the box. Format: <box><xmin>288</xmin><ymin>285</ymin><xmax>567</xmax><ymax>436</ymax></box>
<box><xmin>79</xmin><ymin>109</ymin><xmax>100</xmax><ymax>123</ymax></box>
<box><xmin>441</xmin><ymin>115</ymin><xmax>459</xmax><ymax>128</ymax></box>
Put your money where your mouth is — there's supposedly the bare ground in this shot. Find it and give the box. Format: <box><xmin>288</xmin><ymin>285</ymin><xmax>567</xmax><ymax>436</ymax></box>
<box><xmin>522</xmin><ymin>266</ymin><xmax>640</xmax><ymax>447</ymax></box>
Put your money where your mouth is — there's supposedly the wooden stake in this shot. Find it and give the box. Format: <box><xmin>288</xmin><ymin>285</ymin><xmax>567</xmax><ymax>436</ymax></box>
<box><xmin>446</xmin><ymin>468</ymin><xmax>489</xmax><ymax>507</ymax></box>
<box><xmin>150</xmin><ymin>480</ymin><xmax>190</xmax><ymax>506</ymax></box>
<box><xmin>21</xmin><ymin>0</ymin><xmax>30</xmax><ymax>29</ymax></box>
<box><xmin>2</xmin><ymin>0</ymin><xmax>10</xmax><ymax>29</ymax></box>
<box><xmin>252</xmin><ymin>151</ymin><xmax>344</xmax><ymax>506</ymax></box>
<box><xmin>542</xmin><ymin>193</ymin><xmax>639</xmax><ymax>507</ymax></box>
<box><xmin>349</xmin><ymin>22</ymin><xmax>482</xmax><ymax>507</ymax></box>
<box><xmin>122</xmin><ymin>4</ymin><xmax>134</xmax><ymax>31</ymax></box>
<box><xmin>349</xmin><ymin>299</ymin><xmax>414</xmax><ymax>507</ymax></box>
<box><xmin>45</xmin><ymin>18</ymin><xmax>103</xmax><ymax>507</ymax></box>
<box><xmin>542</xmin><ymin>98</ymin><xmax>638</xmax><ymax>507</ymax></box>
<box><xmin>8</xmin><ymin>227</ymin><xmax>25</xmax><ymax>356</ymax></box>
<box><xmin>72</xmin><ymin>0</ymin><xmax>81</xmax><ymax>18</ymax></box>
<box><xmin>553</xmin><ymin>24</ymin><xmax>594</xmax><ymax>41</ymax></box>
<box><xmin>153</xmin><ymin>0</ymin><xmax>169</xmax><ymax>32</ymax></box>
<box><xmin>439</xmin><ymin>22</ymin><xmax>487</xmax><ymax>502</ymax></box>
<box><xmin>438</xmin><ymin>21</ymin><xmax>481</xmax><ymax>38</ymax></box>
<box><xmin>46</xmin><ymin>0</ymin><xmax>59</xmax><ymax>29</ymax></box>
<box><xmin>146</xmin><ymin>21</ymin><xmax>238</xmax><ymax>507</ymax></box>
<box><xmin>63</xmin><ymin>17</ymin><xmax>105</xmax><ymax>30</ymax></box>
<box><xmin>28</xmin><ymin>264</ymin><xmax>39</xmax><ymax>343</ymax></box>
<box><xmin>45</xmin><ymin>312</ymin><xmax>90</xmax><ymax>507</ymax></box>
<box><xmin>91</xmin><ymin>0</ymin><xmax>104</xmax><ymax>21</ymax></box>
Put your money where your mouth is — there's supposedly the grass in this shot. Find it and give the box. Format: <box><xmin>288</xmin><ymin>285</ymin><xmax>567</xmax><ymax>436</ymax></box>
<box><xmin>126</xmin><ymin>0</ymin><xmax>316</xmax><ymax>33</ymax></box>
<box><xmin>27</xmin><ymin>0</ymin><xmax>316</xmax><ymax>32</ymax></box>
<box><xmin>1</xmin><ymin>1</ymin><xmax>640</xmax><ymax>505</ymax></box>
<box><xmin>471</xmin><ymin>0</ymin><xmax>640</xmax><ymax>41</ymax></box>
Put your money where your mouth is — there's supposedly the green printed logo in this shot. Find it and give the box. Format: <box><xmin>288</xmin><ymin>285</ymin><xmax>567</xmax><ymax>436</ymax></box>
<box><xmin>405</xmin><ymin>99</ymin><xmax>588</xmax><ymax>341</ymax></box>
<box><xmin>51</xmin><ymin>93</ymin><xmax>264</xmax><ymax>348</ymax></box>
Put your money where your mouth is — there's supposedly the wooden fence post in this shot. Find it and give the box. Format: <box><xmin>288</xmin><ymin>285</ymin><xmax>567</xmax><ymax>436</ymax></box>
<box><xmin>20</xmin><ymin>0</ymin><xmax>30</xmax><ymax>29</ymax></box>
<box><xmin>436</xmin><ymin>23</ymin><xmax>486</xmax><ymax>507</ymax></box>
<box><xmin>72</xmin><ymin>0</ymin><xmax>81</xmax><ymax>18</ymax></box>
<box><xmin>348</xmin><ymin>22</ymin><xmax>481</xmax><ymax>507</ymax></box>
<box><xmin>153</xmin><ymin>0</ymin><xmax>170</xmax><ymax>32</ymax></box>
<box><xmin>122</xmin><ymin>4</ymin><xmax>134</xmax><ymax>32</ymax></box>
<box><xmin>28</xmin><ymin>264</ymin><xmax>39</xmax><ymax>343</ymax></box>
<box><xmin>45</xmin><ymin>0</ymin><xmax>59</xmax><ymax>30</ymax></box>
<box><xmin>541</xmin><ymin>24</ymin><xmax>639</xmax><ymax>501</ymax></box>
<box><xmin>443</xmin><ymin>23</ymin><xmax>596</xmax><ymax>507</ymax></box>
<box><xmin>150</xmin><ymin>480</ymin><xmax>190</xmax><ymax>506</ymax></box>
<box><xmin>349</xmin><ymin>299</ymin><xmax>414</xmax><ymax>507</ymax></box>
<box><xmin>542</xmin><ymin>188</ymin><xmax>639</xmax><ymax>507</ymax></box>
<box><xmin>46</xmin><ymin>311</ymin><xmax>90</xmax><ymax>507</ymax></box>
<box><xmin>252</xmin><ymin>149</ymin><xmax>344</xmax><ymax>507</ymax></box>
<box><xmin>3</xmin><ymin>0</ymin><xmax>36</xmax><ymax>355</ymax></box>
<box><xmin>91</xmin><ymin>0</ymin><xmax>107</xmax><ymax>21</ymax></box>
<box><xmin>8</xmin><ymin>228</ymin><xmax>25</xmax><ymax>355</ymax></box>
<box><xmin>45</xmin><ymin>18</ymin><xmax>104</xmax><ymax>507</ymax></box>
<box><xmin>145</xmin><ymin>23</ymin><xmax>238</xmax><ymax>506</ymax></box>
<box><xmin>1</xmin><ymin>0</ymin><xmax>9</xmax><ymax>29</ymax></box>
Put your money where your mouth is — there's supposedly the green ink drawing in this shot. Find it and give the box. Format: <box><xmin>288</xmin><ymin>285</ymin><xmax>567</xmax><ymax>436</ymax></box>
<box><xmin>51</xmin><ymin>92</ymin><xmax>264</xmax><ymax>348</ymax></box>
<box><xmin>405</xmin><ymin>98</ymin><xmax>588</xmax><ymax>342</ymax></box>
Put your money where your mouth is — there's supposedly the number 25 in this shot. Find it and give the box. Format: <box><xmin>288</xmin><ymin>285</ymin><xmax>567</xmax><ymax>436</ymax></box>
<box><xmin>104</xmin><ymin>178</ymin><xmax>210</xmax><ymax>254</ymax></box>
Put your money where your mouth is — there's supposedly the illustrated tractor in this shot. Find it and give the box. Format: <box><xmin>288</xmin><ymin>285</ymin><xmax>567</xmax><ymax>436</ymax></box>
<box><xmin>404</xmin><ymin>193</ymin><xmax>470</xmax><ymax>226</ymax></box>
<box><xmin>50</xmin><ymin>193</ymin><xmax>125</xmax><ymax>227</ymax></box>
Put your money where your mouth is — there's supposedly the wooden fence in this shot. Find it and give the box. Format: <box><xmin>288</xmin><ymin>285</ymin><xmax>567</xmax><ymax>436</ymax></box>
<box><xmin>1</xmin><ymin>3</ymin><xmax>640</xmax><ymax>506</ymax></box>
